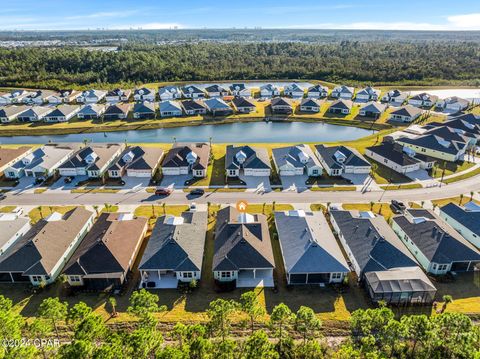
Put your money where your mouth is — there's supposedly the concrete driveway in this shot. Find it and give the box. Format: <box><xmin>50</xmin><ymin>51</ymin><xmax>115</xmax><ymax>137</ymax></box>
<box><xmin>160</xmin><ymin>175</ymin><xmax>192</xmax><ymax>189</ymax></box>
<box><xmin>342</xmin><ymin>173</ymin><xmax>371</xmax><ymax>185</ymax></box>
<box><xmin>280</xmin><ymin>175</ymin><xmax>309</xmax><ymax>192</ymax></box>
<box><xmin>239</xmin><ymin>174</ymin><xmax>271</xmax><ymax>192</ymax></box>
<box><xmin>9</xmin><ymin>177</ymin><xmax>36</xmax><ymax>193</ymax></box>
<box><xmin>406</xmin><ymin>170</ymin><xmax>433</xmax><ymax>182</ymax></box>
<box><xmin>49</xmin><ymin>175</ymin><xmax>88</xmax><ymax>191</ymax></box>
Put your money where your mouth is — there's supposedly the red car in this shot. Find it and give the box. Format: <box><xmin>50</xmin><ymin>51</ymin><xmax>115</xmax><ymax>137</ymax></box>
<box><xmin>154</xmin><ymin>188</ymin><xmax>172</xmax><ymax>196</ymax></box>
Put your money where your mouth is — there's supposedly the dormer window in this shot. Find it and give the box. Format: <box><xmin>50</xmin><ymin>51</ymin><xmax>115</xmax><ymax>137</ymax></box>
<box><xmin>235</xmin><ymin>150</ymin><xmax>247</xmax><ymax>164</ymax></box>
<box><xmin>334</xmin><ymin>150</ymin><xmax>346</xmax><ymax>163</ymax></box>
<box><xmin>122</xmin><ymin>151</ymin><xmax>135</xmax><ymax>163</ymax></box>
<box><xmin>85</xmin><ymin>152</ymin><xmax>98</xmax><ymax>164</ymax></box>
<box><xmin>186</xmin><ymin>151</ymin><xmax>198</xmax><ymax>164</ymax></box>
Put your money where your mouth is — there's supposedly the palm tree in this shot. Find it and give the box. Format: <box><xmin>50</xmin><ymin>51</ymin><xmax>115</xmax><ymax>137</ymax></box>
<box><xmin>93</xmin><ymin>205</ymin><xmax>99</xmax><ymax>216</ymax></box>
<box><xmin>38</xmin><ymin>206</ymin><xmax>44</xmax><ymax>220</ymax></box>
<box><xmin>441</xmin><ymin>295</ymin><xmax>453</xmax><ymax>313</ymax></box>
<box><xmin>369</xmin><ymin>201</ymin><xmax>374</xmax><ymax>211</ymax></box>
<box><xmin>109</xmin><ymin>297</ymin><xmax>117</xmax><ymax>317</ymax></box>
<box><xmin>459</xmin><ymin>194</ymin><xmax>464</xmax><ymax>205</ymax></box>
<box><xmin>470</xmin><ymin>191</ymin><xmax>474</xmax><ymax>201</ymax></box>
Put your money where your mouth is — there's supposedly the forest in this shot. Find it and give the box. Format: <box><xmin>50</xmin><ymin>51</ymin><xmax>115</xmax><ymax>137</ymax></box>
<box><xmin>0</xmin><ymin>41</ymin><xmax>479</xmax><ymax>89</ymax></box>
<box><xmin>0</xmin><ymin>290</ymin><xmax>478</xmax><ymax>358</ymax></box>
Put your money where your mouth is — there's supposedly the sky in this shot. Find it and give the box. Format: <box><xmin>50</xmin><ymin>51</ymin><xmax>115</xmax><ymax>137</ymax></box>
<box><xmin>2</xmin><ymin>0</ymin><xmax>480</xmax><ymax>31</ymax></box>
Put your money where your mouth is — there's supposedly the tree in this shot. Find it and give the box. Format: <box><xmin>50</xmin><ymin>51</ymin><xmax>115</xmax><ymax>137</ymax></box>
<box><xmin>128</xmin><ymin>289</ymin><xmax>162</xmax><ymax>319</ymax></box>
<box><xmin>240</xmin><ymin>291</ymin><xmax>266</xmax><ymax>334</ymax></box>
<box><xmin>270</xmin><ymin>303</ymin><xmax>294</xmax><ymax>355</ymax></box>
<box><xmin>470</xmin><ymin>191</ymin><xmax>474</xmax><ymax>201</ymax></box>
<box><xmin>38</xmin><ymin>297</ymin><xmax>68</xmax><ymax>340</ymax></box>
<box><xmin>295</xmin><ymin>340</ymin><xmax>326</xmax><ymax>359</ymax></box>
<box><xmin>459</xmin><ymin>194</ymin><xmax>464</xmax><ymax>205</ymax></box>
<box><xmin>58</xmin><ymin>340</ymin><xmax>94</xmax><ymax>359</ymax></box>
<box><xmin>108</xmin><ymin>297</ymin><xmax>117</xmax><ymax>317</ymax></box>
<box><xmin>401</xmin><ymin>315</ymin><xmax>432</xmax><ymax>357</ymax></box>
<box><xmin>93</xmin><ymin>205</ymin><xmax>99</xmax><ymax>216</ymax></box>
<box><xmin>67</xmin><ymin>302</ymin><xmax>92</xmax><ymax>329</ymax></box>
<box><xmin>207</xmin><ymin>299</ymin><xmax>238</xmax><ymax>343</ymax></box>
<box><xmin>242</xmin><ymin>330</ymin><xmax>278</xmax><ymax>359</ymax></box>
<box><xmin>440</xmin><ymin>294</ymin><xmax>453</xmax><ymax>313</ymax></box>
<box><xmin>74</xmin><ymin>313</ymin><xmax>107</xmax><ymax>342</ymax></box>
<box><xmin>28</xmin><ymin>319</ymin><xmax>52</xmax><ymax>359</ymax></box>
<box><xmin>295</xmin><ymin>306</ymin><xmax>322</xmax><ymax>344</ymax></box>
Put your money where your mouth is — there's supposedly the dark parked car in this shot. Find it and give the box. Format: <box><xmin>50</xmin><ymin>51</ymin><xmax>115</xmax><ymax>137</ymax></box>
<box><xmin>155</xmin><ymin>188</ymin><xmax>172</xmax><ymax>196</ymax></box>
<box><xmin>189</xmin><ymin>188</ymin><xmax>205</xmax><ymax>196</ymax></box>
<box><xmin>391</xmin><ymin>200</ymin><xmax>407</xmax><ymax>213</ymax></box>
<box><xmin>34</xmin><ymin>176</ymin><xmax>46</xmax><ymax>185</ymax></box>
<box><xmin>64</xmin><ymin>176</ymin><xmax>74</xmax><ymax>184</ymax></box>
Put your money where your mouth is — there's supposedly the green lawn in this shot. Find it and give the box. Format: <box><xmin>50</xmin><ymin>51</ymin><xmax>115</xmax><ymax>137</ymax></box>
<box><xmin>442</xmin><ymin>166</ymin><xmax>480</xmax><ymax>184</ymax></box>
<box><xmin>29</xmin><ymin>206</ymin><xmax>78</xmax><ymax>224</ymax></box>
<box><xmin>431</xmin><ymin>160</ymin><xmax>475</xmax><ymax>178</ymax></box>
<box><xmin>342</xmin><ymin>203</ymin><xmax>395</xmax><ymax>221</ymax></box>
<box><xmin>380</xmin><ymin>183</ymin><xmax>423</xmax><ymax>190</ymax></box>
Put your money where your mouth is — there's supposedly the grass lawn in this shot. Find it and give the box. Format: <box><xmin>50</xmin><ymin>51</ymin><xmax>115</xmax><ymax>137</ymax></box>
<box><xmin>29</xmin><ymin>206</ymin><xmax>78</xmax><ymax>223</ymax></box>
<box><xmin>369</xmin><ymin>159</ymin><xmax>412</xmax><ymax>184</ymax></box>
<box><xmin>442</xmin><ymin>166</ymin><xmax>480</xmax><ymax>184</ymax></box>
<box><xmin>431</xmin><ymin>195</ymin><xmax>479</xmax><ymax>208</ymax></box>
<box><xmin>310</xmin><ymin>186</ymin><xmax>357</xmax><ymax>191</ymax></box>
<box><xmin>380</xmin><ymin>183</ymin><xmax>423</xmax><ymax>190</ymax></box>
<box><xmin>431</xmin><ymin>160</ymin><xmax>475</xmax><ymax>178</ymax></box>
<box><xmin>310</xmin><ymin>204</ymin><xmax>327</xmax><ymax>212</ymax></box>
<box><xmin>342</xmin><ymin>203</ymin><xmax>395</xmax><ymax>221</ymax></box>
<box><xmin>71</xmin><ymin>188</ymin><xmax>119</xmax><ymax>194</ymax></box>
<box><xmin>134</xmin><ymin>205</ymin><xmax>190</xmax><ymax>225</ymax></box>
<box><xmin>0</xmin><ymin>206</ymin><xmax>18</xmax><ymax>213</ymax></box>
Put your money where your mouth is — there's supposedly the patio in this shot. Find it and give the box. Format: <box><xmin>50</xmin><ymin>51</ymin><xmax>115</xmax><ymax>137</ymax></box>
<box><xmin>237</xmin><ymin>269</ymin><xmax>274</xmax><ymax>288</ymax></box>
<box><xmin>140</xmin><ymin>271</ymin><xmax>178</xmax><ymax>289</ymax></box>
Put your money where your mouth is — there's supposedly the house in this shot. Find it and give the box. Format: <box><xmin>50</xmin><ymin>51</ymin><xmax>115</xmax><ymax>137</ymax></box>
<box><xmin>440</xmin><ymin>202</ymin><xmax>480</xmax><ymax>249</ymax></box>
<box><xmin>0</xmin><ymin>105</ymin><xmax>29</xmax><ymax>123</ymax></box>
<box><xmin>63</xmin><ymin>212</ymin><xmax>148</xmax><ymax>290</ymax></box>
<box><xmin>159</xmin><ymin>86</ymin><xmax>182</xmax><ymax>101</ymax></box>
<box><xmin>159</xmin><ymin>100</ymin><xmax>183</xmax><ymax>117</ymax></box>
<box><xmin>76</xmin><ymin>90</ymin><xmax>107</xmax><ymax>104</ymax></box>
<box><xmin>0</xmin><ymin>208</ymin><xmax>95</xmax><ymax>285</ymax></box>
<box><xmin>408</xmin><ymin>93</ymin><xmax>438</xmax><ymax>108</ymax></box>
<box><xmin>16</xmin><ymin>106</ymin><xmax>51</xmax><ymax>122</ymax></box>
<box><xmin>44</xmin><ymin>105</ymin><xmax>80</xmax><ymax>123</ymax></box>
<box><xmin>428</xmin><ymin>117</ymin><xmax>480</xmax><ymax>145</ymax></box>
<box><xmin>4</xmin><ymin>144</ymin><xmax>77</xmax><ymax>179</ymax></box>
<box><xmin>133</xmin><ymin>101</ymin><xmax>156</xmax><ymax>119</ymax></box>
<box><xmin>272</xmin><ymin>144</ymin><xmax>322</xmax><ymax>177</ymax></box>
<box><xmin>275</xmin><ymin>210</ymin><xmax>348</xmax><ymax>285</ymax></box>
<box><xmin>365</xmin><ymin>141</ymin><xmax>435</xmax><ymax>174</ymax></box>
<box><xmin>204</xmin><ymin>98</ymin><xmax>233</xmax><ymax>116</ymax></box>
<box><xmin>232</xmin><ymin>97</ymin><xmax>256</xmax><ymax>113</ymax></box>
<box><xmin>396</xmin><ymin>133</ymin><xmax>468</xmax><ymax>162</ymax></box>
<box><xmin>103</xmin><ymin>103</ymin><xmax>131</xmax><ymax>120</ymax></box>
<box><xmin>77</xmin><ymin>104</ymin><xmax>106</xmax><ymax>119</ymax></box>
<box><xmin>0</xmin><ymin>212</ymin><xmax>31</xmax><ymax>256</ymax></box>
<box><xmin>356</xmin><ymin>86</ymin><xmax>380</xmax><ymax>101</ymax></box>
<box><xmin>271</xmin><ymin>97</ymin><xmax>293</xmax><ymax>114</ymax></box>
<box><xmin>162</xmin><ymin>143</ymin><xmax>210</xmax><ymax>177</ymax></box>
<box><xmin>315</xmin><ymin>145</ymin><xmax>371</xmax><ymax>176</ymax></box>
<box><xmin>329</xmin><ymin>99</ymin><xmax>353</xmax><ymax>115</ymax></box>
<box><xmin>0</xmin><ymin>90</ymin><xmax>32</xmax><ymax>105</ymax></box>
<box><xmin>46</xmin><ymin>90</ymin><xmax>80</xmax><ymax>104</ymax></box>
<box><xmin>392</xmin><ymin>209</ymin><xmax>480</xmax><ymax>274</ymax></box>
<box><xmin>230</xmin><ymin>84</ymin><xmax>251</xmax><ymax>97</ymax></box>
<box><xmin>283</xmin><ymin>83</ymin><xmax>304</xmax><ymax>98</ymax></box>
<box><xmin>139</xmin><ymin>211</ymin><xmax>207</xmax><ymax>289</ymax></box>
<box><xmin>22</xmin><ymin>90</ymin><xmax>56</xmax><ymax>105</ymax></box>
<box><xmin>105</xmin><ymin>88</ymin><xmax>132</xmax><ymax>103</ymax></box>
<box><xmin>58</xmin><ymin>143</ymin><xmax>124</xmax><ymax>178</ymax></box>
<box><xmin>108</xmin><ymin>146</ymin><xmax>164</xmax><ymax>178</ymax></box>
<box><xmin>0</xmin><ymin>146</ymin><xmax>33</xmax><ymax>176</ymax></box>
<box><xmin>359</xmin><ymin>102</ymin><xmax>386</xmax><ymax>119</ymax></box>
<box><xmin>307</xmin><ymin>84</ymin><xmax>328</xmax><ymax>99</ymax></box>
<box><xmin>213</xmin><ymin>206</ymin><xmax>275</xmax><ymax>288</ymax></box>
<box><xmin>331</xmin><ymin>85</ymin><xmax>354</xmax><ymax>99</ymax></box>
<box><xmin>205</xmin><ymin>84</ymin><xmax>229</xmax><ymax>98</ymax></box>
<box><xmin>300</xmin><ymin>98</ymin><xmax>322</xmax><ymax>113</ymax></box>
<box><xmin>133</xmin><ymin>88</ymin><xmax>156</xmax><ymax>102</ymax></box>
<box><xmin>330</xmin><ymin>210</ymin><xmax>436</xmax><ymax>304</ymax></box>
<box><xmin>381</xmin><ymin>89</ymin><xmax>408</xmax><ymax>105</ymax></box>
<box><xmin>225</xmin><ymin>145</ymin><xmax>271</xmax><ymax>177</ymax></box>
<box><xmin>260</xmin><ymin>84</ymin><xmax>280</xmax><ymax>98</ymax></box>
<box><xmin>182</xmin><ymin>85</ymin><xmax>206</xmax><ymax>99</ymax></box>
<box><xmin>435</xmin><ymin>96</ymin><xmax>469</xmax><ymax>113</ymax></box>
<box><xmin>424</xmin><ymin>126</ymin><xmax>477</xmax><ymax>149</ymax></box>
<box><xmin>181</xmin><ymin>100</ymin><xmax>207</xmax><ymax>115</ymax></box>
<box><xmin>389</xmin><ymin>105</ymin><xmax>422</xmax><ymax>123</ymax></box>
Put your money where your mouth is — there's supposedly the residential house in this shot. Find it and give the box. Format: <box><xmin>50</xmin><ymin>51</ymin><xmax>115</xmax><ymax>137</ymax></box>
<box><xmin>0</xmin><ymin>212</ymin><xmax>31</xmax><ymax>256</ymax></box>
<box><xmin>159</xmin><ymin>100</ymin><xmax>183</xmax><ymax>117</ymax></box>
<box><xmin>359</xmin><ymin>102</ymin><xmax>386</xmax><ymax>119</ymax></box>
<box><xmin>4</xmin><ymin>144</ymin><xmax>77</xmax><ymax>179</ymax></box>
<box><xmin>436</xmin><ymin>96</ymin><xmax>469</xmax><ymax>113</ymax></box>
<box><xmin>425</xmin><ymin>126</ymin><xmax>477</xmax><ymax>149</ymax></box>
<box><xmin>328</xmin><ymin>99</ymin><xmax>353</xmax><ymax>115</ymax></box>
<box><xmin>389</xmin><ymin>105</ymin><xmax>422</xmax><ymax>123</ymax></box>
<box><xmin>392</xmin><ymin>209</ymin><xmax>480</xmax><ymax>274</ymax></box>
<box><xmin>0</xmin><ymin>90</ymin><xmax>32</xmax><ymax>105</ymax></box>
<box><xmin>232</xmin><ymin>97</ymin><xmax>256</xmax><ymax>113</ymax></box>
<box><xmin>307</xmin><ymin>84</ymin><xmax>328</xmax><ymax>99</ymax></box>
<box><xmin>381</xmin><ymin>89</ymin><xmax>408</xmax><ymax>105</ymax></box>
<box><xmin>108</xmin><ymin>146</ymin><xmax>164</xmax><ymax>178</ymax></box>
<box><xmin>396</xmin><ymin>133</ymin><xmax>468</xmax><ymax>162</ymax></box>
<box><xmin>272</xmin><ymin>144</ymin><xmax>322</xmax><ymax>177</ymax></box>
<box><xmin>139</xmin><ymin>211</ymin><xmax>207</xmax><ymax>289</ymax></box>
<box><xmin>365</xmin><ymin>141</ymin><xmax>435</xmax><ymax>174</ymax></box>
<box><xmin>271</xmin><ymin>97</ymin><xmax>293</xmax><ymax>114</ymax></box>
<box><xmin>0</xmin><ymin>105</ymin><xmax>29</xmax><ymax>123</ymax></box>
<box><xmin>204</xmin><ymin>98</ymin><xmax>233</xmax><ymax>116</ymax></box>
<box><xmin>300</xmin><ymin>98</ymin><xmax>322</xmax><ymax>113</ymax></box>
<box><xmin>330</xmin><ymin>210</ymin><xmax>436</xmax><ymax>304</ymax></box>
<box><xmin>103</xmin><ymin>103</ymin><xmax>131</xmax><ymax>120</ymax></box>
<box><xmin>162</xmin><ymin>143</ymin><xmax>210</xmax><ymax>177</ymax></box>
<box><xmin>213</xmin><ymin>206</ymin><xmax>275</xmax><ymax>288</ymax></box>
<box><xmin>58</xmin><ymin>143</ymin><xmax>124</xmax><ymax>178</ymax></box>
<box><xmin>22</xmin><ymin>90</ymin><xmax>56</xmax><ymax>105</ymax></box>
<box><xmin>63</xmin><ymin>212</ymin><xmax>148</xmax><ymax>290</ymax></box>
<box><xmin>46</xmin><ymin>90</ymin><xmax>80</xmax><ymax>104</ymax></box>
<box><xmin>133</xmin><ymin>101</ymin><xmax>156</xmax><ymax>119</ymax></box>
<box><xmin>205</xmin><ymin>84</ymin><xmax>229</xmax><ymax>98</ymax></box>
<box><xmin>225</xmin><ymin>145</ymin><xmax>271</xmax><ymax>177</ymax></box>
<box><xmin>275</xmin><ymin>210</ymin><xmax>349</xmax><ymax>285</ymax></box>
<box><xmin>181</xmin><ymin>100</ymin><xmax>207</xmax><ymax>115</ymax></box>
<box><xmin>133</xmin><ymin>88</ymin><xmax>156</xmax><ymax>102</ymax></box>
<box><xmin>77</xmin><ymin>104</ymin><xmax>106</xmax><ymax>120</ymax></box>
<box><xmin>159</xmin><ymin>86</ymin><xmax>182</xmax><ymax>101</ymax></box>
<box><xmin>105</xmin><ymin>88</ymin><xmax>132</xmax><ymax>103</ymax></box>
<box><xmin>428</xmin><ymin>117</ymin><xmax>480</xmax><ymax>145</ymax></box>
<box><xmin>76</xmin><ymin>90</ymin><xmax>107</xmax><ymax>104</ymax></box>
<box><xmin>16</xmin><ymin>106</ymin><xmax>51</xmax><ymax>122</ymax></box>
<box><xmin>440</xmin><ymin>201</ymin><xmax>480</xmax><ymax>249</ymax></box>
<box><xmin>181</xmin><ymin>85</ymin><xmax>206</xmax><ymax>99</ymax></box>
<box><xmin>260</xmin><ymin>84</ymin><xmax>280</xmax><ymax>98</ymax></box>
<box><xmin>315</xmin><ymin>145</ymin><xmax>371</xmax><ymax>176</ymax></box>
<box><xmin>0</xmin><ymin>146</ymin><xmax>33</xmax><ymax>176</ymax></box>
<box><xmin>408</xmin><ymin>93</ymin><xmax>438</xmax><ymax>108</ymax></box>
<box><xmin>331</xmin><ymin>85</ymin><xmax>354</xmax><ymax>99</ymax></box>
<box><xmin>44</xmin><ymin>105</ymin><xmax>81</xmax><ymax>123</ymax></box>
<box><xmin>0</xmin><ymin>208</ymin><xmax>95</xmax><ymax>285</ymax></box>
<box><xmin>283</xmin><ymin>83</ymin><xmax>304</xmax><ymax>98</ymax></box>
<box><xmin>356</xmin><ymin>86</ymin><xmax>380</xmax><ymax>101</ymax></box>
<box><xmin>230</xmin><ymin>84</ymin><xmax>251</xmax><ymax>97</ymax></box>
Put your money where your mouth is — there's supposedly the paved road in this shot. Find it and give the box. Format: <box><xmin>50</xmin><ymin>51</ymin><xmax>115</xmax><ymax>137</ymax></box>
<box><xmin>1</xmin><ymin>174</ymin><xmax>478</xmax><ymax>206</ymax></box>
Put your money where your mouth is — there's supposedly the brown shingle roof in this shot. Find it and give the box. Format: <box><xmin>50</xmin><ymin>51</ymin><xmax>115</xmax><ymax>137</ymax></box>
<box><xmin>0</xmin><ymin>146</ymin><xmax>32</xmax><ymax>170</ymax></box>
<box><xmin>162</xmin><ymin>142</ymin><xmax>210</xmax><ymax>170</ymax></box>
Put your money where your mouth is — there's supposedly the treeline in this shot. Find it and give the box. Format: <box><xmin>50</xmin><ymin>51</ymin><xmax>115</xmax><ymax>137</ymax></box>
<box><xmin>0</xmin><ymin>290</ymin><xmax>479</xmax><ymax>358</ymax></box>
<box><xmin>0</xmin><ymin>41</ymin><xmax>479</xmax><ymax>89</ymax></box>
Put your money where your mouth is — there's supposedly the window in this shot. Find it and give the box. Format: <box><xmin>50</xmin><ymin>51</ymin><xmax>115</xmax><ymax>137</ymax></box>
<box><xmin>221</xmin><ymin>272</ymin><xmax>231</xmax><ymax>278</ymax></box>
<box><xmin>228</xmin><ymin>170</ymin><xmax>237</xmax><ymax>176</ymax></box>
<box><xmin>182</xmin><ymin>272</ymin><xmax>193</xmax><ymax>278</ymax></box>
<box><xmin>331</xmin><ymin>273</ymin><xmax>342</xmax><ymax>280</ymax></box>
<box><xmin>312</xmin><ymin>169</ymin><xmax>319</xmax><ymax>175</ymax></box>
<box><xmin>432</xmin><ymin>264</ymin><xmax>437</xmax><ymax>270</ymax></box>
<box><xmin>31</xmin><ymin>275</ymin><xmax>43</xmax><ymax>283</ymax></box>
<box><xmin>438</xmin><ymin>264</ymin><xmax>448</xmax><ymax>271</ymax></box>
<box><xmin>7</xmin><ymin>172</ymin><xmax>15</xmax><ymax>177</ymax></box>
<box><xmin>69</xmin><ymin>275</ymin><xmax>82</xmax><ymax>282</ymax></box>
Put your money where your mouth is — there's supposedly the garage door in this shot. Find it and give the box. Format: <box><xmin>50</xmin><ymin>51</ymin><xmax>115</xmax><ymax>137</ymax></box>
<box><xmin>451</xmin><ymin>262</ymin><xmax>470</xmax><ymax>272</ymax></box>
<box><xmin>280</xmin><ymin>169</ymin><xmax>296</xmax><ymax>176</ymax></box>
<box><xmin>162</xmin><ymin>168</ymin><xmax>181</xmax><ymax>176</ymax></box>
<box><xmin>244</xmin><ymin>169</ymin><xmax>270</xmax><ymax>177</ymax></box>
<box><xmin>289</xmin><ymin>274</ymin><xmax>307</xmax><ymax>284</ymax></box>
<box><xmin>127</xmin><ymin>170</ymin><xmax>152</xmax><ymax>177</ymax></box>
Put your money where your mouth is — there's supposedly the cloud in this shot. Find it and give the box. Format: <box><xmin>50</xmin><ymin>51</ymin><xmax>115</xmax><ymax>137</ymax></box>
<box><xmin>66</xmin><ymin>10</ymin><xmax>140</xmax><ymax>20</ymax></box>
<box><xmin>112</xmin><ymin>23</ymin><xmax>185</xmax><ymax>30</ymax></box>
<box><xmin>447</xmin><ymin>13</ymin><xmax>480</xmax><ymax>29</ymax></box>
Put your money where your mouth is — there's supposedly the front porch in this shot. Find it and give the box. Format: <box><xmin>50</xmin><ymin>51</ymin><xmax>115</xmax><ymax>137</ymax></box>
<box><xmin>140</xmin><ymin>270</ymin><xmax>178</xmax><ymax>289</ymax></box>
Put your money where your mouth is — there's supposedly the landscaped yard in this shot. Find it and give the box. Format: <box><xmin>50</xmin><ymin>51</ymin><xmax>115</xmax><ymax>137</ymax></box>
<box><xmin>431</xmin><ymin>160</ymin><xmax>475</xmax><ymax>178</ymax></box>
<box><xmin>28</xmin><ymin>205</ymin><xmax>78</xmax><ymax>223</ymax></box>
<box><xmin>431</xmin><ymin>195</ymin><xmax>479</xmax><ymax>208</ymax></box>
<box><xmin>342</xmin><ymin>203</ymin><xmax>395</xmax><ymax>221</ymax></box>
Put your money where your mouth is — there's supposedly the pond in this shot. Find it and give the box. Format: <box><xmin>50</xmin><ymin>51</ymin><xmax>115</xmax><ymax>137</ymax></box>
<box><xmin>0</xmin><ymin>121</ymin><xmax>375</xmax><ymax>144</ymax></box>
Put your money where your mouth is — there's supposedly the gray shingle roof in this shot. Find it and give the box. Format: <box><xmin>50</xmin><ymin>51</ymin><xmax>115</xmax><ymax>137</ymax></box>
<box><xmin>225</xmin><ymin>145</ymin><xmax>271</xmax><ymax>170</ymax></box>
<box><xmin>315</xmin><ymin>145</ymin><xmax>370</xmax><ymax>170</ymax></box>
<box><xmin>391</xmin><ymin>105</ymin><xmax>422</xmax><ymax>117</ymax></box>
<box><xmin>397</xmin><ymin>134</ymin><xmax>466</xmax><ymax>155</ymax></box>
<box><xmin>329</xmin><ymin>99</ymin><xmax>352</xmax><ymax>110</ymax></box>
<box><xmin>162</xmin><ymin>143</ymin><xmax>210</xmax><ymax>170</ymax></box>
<box><xmin>440</xmin><ymin>202</ymin><xmax>480</xmax><ymax>237</ymax></box>
<box><xmin>366</xmin><ymin>142</ymin><xmax>420</xmax><ymax>167</ymax></box>
<box><xmin>272</xmin><ymin>144</ymin><xmax>320</xmax><ymax>171</ymax></box>
<box><xmin>109</xmin><ymin>146</ymin><xmax>163</xmax><ymax>172</ymax></box>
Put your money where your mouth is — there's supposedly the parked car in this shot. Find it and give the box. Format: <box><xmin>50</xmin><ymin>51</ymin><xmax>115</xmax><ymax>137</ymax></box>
<box><xmin>391</xmin><ymin>200</ymin><xmax>407</xmax><ymax>213</ymax></box>
<box><xmin>189</xmin><ymin>202</ymin><xmax>197</xmax><ymax>211</ymax></box>
<box><xmin>154</xmin><ymin>187</ymin><xmax>172</xmax><ymax>196</ymax></box>
<box><xmin>64</xmin><ymin>176</ymin><xmax>74</xmax><ymax>184</ymax></box>
<box><xmin>34</xmin><ymin>176</ymin><xmax>46</xmax><ymax>185</ymax></box>
<box><xmin>189</xmin><ymin>188</ymin><xmax>205</xmax><ymax>196</ymax></box>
